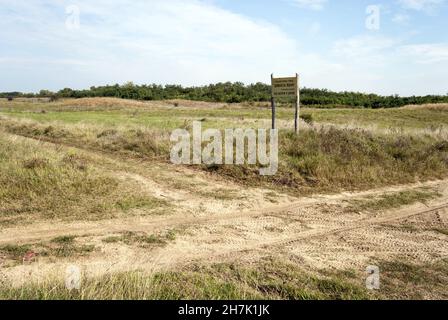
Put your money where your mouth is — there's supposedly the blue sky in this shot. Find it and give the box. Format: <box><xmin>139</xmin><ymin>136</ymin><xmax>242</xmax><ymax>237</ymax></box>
<box><xmin>0</xmin><ymin>0</ymin><xmax>447</xmax><ymax>96</ymax></box>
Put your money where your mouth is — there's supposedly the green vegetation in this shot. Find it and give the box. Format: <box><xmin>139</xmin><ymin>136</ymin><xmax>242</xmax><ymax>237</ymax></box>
<box><xmin>2</xmin><ymin>258</ymin><xmax>446</xmax><ymax>300</ymax></box>
<box><xmin>0</xmin><ymin>237</ymin><xmax>95</xmax><ymax>264</ymax></box>
<box><xmin>0</xmin><ymin>259</ymin><xmax>371</xmax><ymax>300</ymax></box>
<box><xmin>2</xmin><ymin>99</ymin><xmax>448</xmax><ymax>132</ymax></box>
<box><xmin>0</xmin><ymin>244</ymin><xmax>32</xmax><ymax>260</ymax></box>
<box><xmin>43</xmin><ymin>240</ymin><xmax>95</xmax><ymax>259</ymax></box>
<box><xmin>346</xmin><ymin>189</ymin><xmax>441</xmax><ymax>213</ymax></box>
<box><xmin>208</xmin><ymin>128</ymin><xmax>448</xmax><ymax>194</ymax></box>
<box><xmin>51</xmin><ymin>235</ymin><xmax>77</xmax><ymax>244</ymax></box>
<box><xmin>0</xmin><ymin>117</ymin><xmax>168</xmax><ymax>159</ymax></box>
<box><xmin>197</xmin><ymin>188</ymin><xmax>242</xmax><ymax>201</ymax></box>
<box><xmin>0</xmin><ymin>132</ymin><xmax>168</xmax><ymax>225</ymax></box>
<box><xmin>2</xmin><ymin>97</ymin><xmax>448</xmax><ymax>301</ymax></box>
<box><xmin>115</xmin><ymin>195</ymin><xmax>169</xmax><ymax>212</ymax></box>
<box><xmin>301</xmin><ymin>107</ymin><xmax>448</xmax><ymax>131</ymax></box>
<box><xmin>102</xmin><ymin>230</ymin><xmax>176</xmax><ymax>247</ymax></box>
<box><xmin>1</xmin><ymin>111</ymin><xmax>448</xmax><ymax>196</ymax></box>
<box><xmin>2</xmin><ymin>82</ymin><xmax>448</xmax><ymax>107</ymax></box>
<box><xmin>378</xmin><ymin>259</ymin><xmax>448</xmax><ymax>299</ymax></box>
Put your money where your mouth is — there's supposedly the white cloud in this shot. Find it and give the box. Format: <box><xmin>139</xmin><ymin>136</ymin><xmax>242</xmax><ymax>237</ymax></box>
<box><xmin>392</xmin><ymin>13</ymin><xmax>411</xmax><ymax>24</ymax></box>
<box><xmin>290</xmin><ymin>0</ymin><xmax>328</xmax><ymax>11</ymax></box>
<box><xmin>397</xmin><ymin>0</ymin><xmax>446</xmax><ymax>12</ymax></box>
<box><xmin>0</xmin><ymin>0</ymin><xmax>308</xmax><ymax>89</ymax></box>
<box><xmin>308</xmin><ymin>22</ymin><xmax>321</xmax><ymax>35</ymax></box>
<box><xmin>328</xmin><ymin>35</ymin><xmax>448</xmax><ymax>95</ymax></box>
<box><xmin>332</xmin><ymin>35</ymin><xmax>398</xmax><ymax>61</ymax></box>
<box><xmin>0</xmin><ymin>0</ymin><xmax>447</xmax><ymax>96</ymax></box>
<box><xmin>399</xmin><ymin>43</ymin><xmax>448</xmax><ymax>63</ymax></box>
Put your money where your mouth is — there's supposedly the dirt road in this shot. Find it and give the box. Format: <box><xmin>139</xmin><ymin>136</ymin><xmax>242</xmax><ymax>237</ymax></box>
<box><xmin>1</xmin><ymin>132</ymin><xmax>448</xmax><ymax>285</ymax></box>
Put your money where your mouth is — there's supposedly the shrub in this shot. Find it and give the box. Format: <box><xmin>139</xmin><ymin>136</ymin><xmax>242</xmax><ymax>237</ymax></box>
<box><xmin>23</xmin><ymin>158</ymin><xmax>49</xmax><ymax>170</ymax></box>
<box><xmin>300</xmin><ymin>114</ymin><xmax>314</xmax><ymax>125</ymax></box>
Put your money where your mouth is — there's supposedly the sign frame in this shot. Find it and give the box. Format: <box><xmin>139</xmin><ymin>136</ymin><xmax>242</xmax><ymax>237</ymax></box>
<box><xmin>271</xmin><ymin>76</ymin><xmax>298</xmax><ymax>99</ymax></box>
<box><xmin>271</xmin><ymin>73</ymin><xmax>300</xmax><ymax>134</ymax></box>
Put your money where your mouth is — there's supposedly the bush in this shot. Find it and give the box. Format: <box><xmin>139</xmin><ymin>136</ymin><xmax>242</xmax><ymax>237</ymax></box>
<box><xmin>23</xmin><ymin>158</ymin><xmax>49</xmax><ymax>170</ymax></box>
<box><xmin>204</xmin><ymin>127</ymin><xmax>448</xmax><ymax>194</ymax></box>
<box><xmin>300</xmin><ymin>114</ymin><xmax>314</xmax><ymax>125</ymax></box>
<box><xmin>3</xmin><ymin>83</ymin><xmax>448</xmax><ymax>108</ymax></box>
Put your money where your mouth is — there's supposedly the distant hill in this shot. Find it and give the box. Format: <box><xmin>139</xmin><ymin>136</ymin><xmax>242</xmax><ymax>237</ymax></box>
<box><xmin>2</xmin><ymin>82</ymin><xmax>448</xmax><ymax>108</ymax></box>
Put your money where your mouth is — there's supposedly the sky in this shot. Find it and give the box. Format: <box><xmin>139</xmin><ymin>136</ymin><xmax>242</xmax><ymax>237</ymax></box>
<box><xmin>0</xmin><ymin>0</ymin><xmax>447</xmax><ymax>96</ymax></box>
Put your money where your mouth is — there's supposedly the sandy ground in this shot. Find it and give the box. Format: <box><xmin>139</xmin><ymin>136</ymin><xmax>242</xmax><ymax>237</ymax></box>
<box><xmin>0</xmin><ymin>132</ymin><xmax>448</xmax><ymax>287</ymax></box>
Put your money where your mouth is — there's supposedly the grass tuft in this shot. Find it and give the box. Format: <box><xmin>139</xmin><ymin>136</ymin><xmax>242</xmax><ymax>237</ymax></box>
<box><xmin>346</xmin><ymin>189</ymin><xmax>441</xmax><ymax>213</ymax></box>
<box><xmin>0</xmin><ymin>259</ymin><xmax>371</xmax><ymax>300</ymax></box>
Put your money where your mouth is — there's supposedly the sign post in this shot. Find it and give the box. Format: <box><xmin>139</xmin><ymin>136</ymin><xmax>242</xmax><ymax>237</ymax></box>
<box><xmin>295</xmin><ymin>73</ymin><xmax>300</xmax><ymax>134</ymax></box>
<box><xmin>271</xmin><ymin>74</ymin><xmax>276</xmax><ymax>130</ymax></box>
<box><xmin>271</xmin><ymin>74</ymin><xmax>300</xmax><ymax>134</ymax></box>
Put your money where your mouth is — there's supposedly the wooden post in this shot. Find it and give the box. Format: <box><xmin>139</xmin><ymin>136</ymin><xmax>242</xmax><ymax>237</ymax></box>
<box><xmin>271</xmin><ymin>73</ymin><xmax>276</xmax><ymax>130</ymax></box>
<box><xmin>294</xmin><ymin>73</ymin><xmax>300</xmax><ymax>134</ymax></box>
<box><xmin>294</xmin><ymin>99</ymin><xmax>298</xmax><ymax>134</ymax></box>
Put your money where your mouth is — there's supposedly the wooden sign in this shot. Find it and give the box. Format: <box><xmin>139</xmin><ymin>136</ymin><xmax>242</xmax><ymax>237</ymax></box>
<box><xmin>271</xmin><ymin>76</ymin><xmax>298</xmax><ymax>98</ymax></box>
<box><xmin>270</xmin><ymin>73</ymin><xmax>300</xmax><ymax>134</ymax></box>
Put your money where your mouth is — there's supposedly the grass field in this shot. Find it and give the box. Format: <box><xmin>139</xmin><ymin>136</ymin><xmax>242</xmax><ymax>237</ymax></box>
<box><xmin>1</xmin><ymin>98</ymin><xmax>447</xmax><ymax>300</ymax></box>
<box><xmin>2</xmin><ymin>99</ymin><xmax>448</xmax><ymax>132</ymax></box>
<box><xmin>1</xmin><ymin>99</ymin><xmax>447</xmax><ymax>194</ymax></box>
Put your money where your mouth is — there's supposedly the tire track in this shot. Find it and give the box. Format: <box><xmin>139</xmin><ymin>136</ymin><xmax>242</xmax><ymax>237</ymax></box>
<box><xmin>180</xmin><ymin>202</ymin><xmax>448</xmax><ymax>264</ymax></box>
<box><xmin>262</xmin><ymin>203</ymin><xmax>448</xmax><ymax>250</ymax></box>
<box><xmin>1</xmin><ymin>129</ymin><xmax>448</xmax><ymax>271</ymax></box>
<box><xmin>0</xmin><ymin>196</ymin><xmax>343</xmax><ymax>246</ymax></box>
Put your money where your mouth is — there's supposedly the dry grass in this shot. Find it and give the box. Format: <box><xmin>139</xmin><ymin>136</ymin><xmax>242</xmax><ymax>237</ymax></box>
<box><xmin>2</xmin><ymin>257</ymin><xmax>446</xmax><ymax>300</ymax></box>
<box><xmin>0</xmin><ymin>132</ymin><xmax>169</xmax><ymax>226</ymax></box>
<box><xmin>2</xmin><ymin>115</ymin><xmax>448</xmax><ymax>196</ymax></box>
<box><xmin>164</xmin><ymin>99</ymin><xmax>230</xmax><ymax>109</ymax></box>
<box><xmin>402</xmin><ymin>103</ymin><xmax>448</xmax><ymax>111</ymax></box>
<box><xmin>206</xmin><ymin>127</ymin><xmax>448</xmax><ymax>194</ymax></box>
<box><xmin>0</xmin><ymin>237</ymin><xmax>96</xmax><ymax>266</ymax></box>
<box><xmin>7</xmin><ymin>98</ymin><xmax>231</xmax><ymax>112</ymax></box>
<box><xmin>0</xmin><ymin>116</ymin><xmax>169</xmax><ymax>160</ymax></box>
<box><xmin>58</xmin><ymin>98</ymin><xmax>236</xmax><ymax>110</ymax></box>
<box><xmin>0</xmin><ymin>259</ymin><xmax>372</xmax><ymax>300</ymax></box>
<box><xmin>346</xmin><ymin>188</ymin><xmax>441</xmax><ymax>213</ymax></box>
<box><xmin>57</xmin><ymin>98</ymin><xmax>230</xmax><ymax>109</ymax></box>
<box><xmin>102</xmin><ymin>230</ymin><xmax>176</xmax><ymax>247</ymax></box>
<box><xmin>58</xmin><ymin>97</ymin><xmax>151</xmax><ymax>109</ymax></box>
<box><xmin>2</xmin><ymin>98</ymin><xmax>448</xmax><ymax>301</ymax></box>
<box><xmin>377</xmin><ymin>259</ymin><xmax>448</xmax><ymax>299</ymax></box>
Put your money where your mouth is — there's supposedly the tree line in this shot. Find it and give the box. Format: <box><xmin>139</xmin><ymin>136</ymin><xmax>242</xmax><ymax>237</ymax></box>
<box><xmin>2</xmin><ymin>82</ymin><xmax>448</xmax><ymax>108</ymax></box>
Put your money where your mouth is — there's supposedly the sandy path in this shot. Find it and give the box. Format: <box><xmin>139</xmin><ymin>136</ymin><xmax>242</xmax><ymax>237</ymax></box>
<box><xmin>1</xmin><ymin>130</ymin><xmax>448</xmax><ymax>284</ymax></box>
<box><xmin>2</xmin><ymin>130</ymin><xmax>446</xmax><ymax>248</ymax></box>
<box><xmin>1</xmin><ymin>177</ymin><xmax>446</xmax><ymax>246</ymax></box>
<box><xmin>4</xmin><ymin>191</ymin><xmax>446</xmax><ymax>285</ymax></box>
